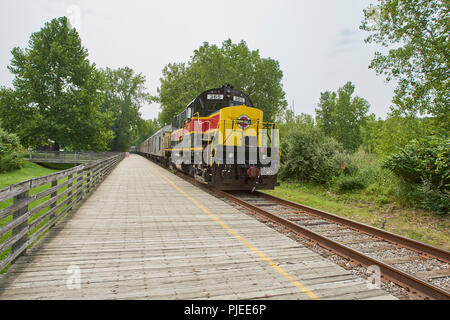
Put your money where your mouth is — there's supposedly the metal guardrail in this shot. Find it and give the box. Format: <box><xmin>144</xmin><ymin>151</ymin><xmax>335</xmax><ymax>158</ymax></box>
<box><xmin>0</xmin><ymin>153</ymin><xmax>125</xmax><ymax>271</ymax></box>
<box><xmin>29</xmin><ymin>151</ymin><xmax>121</xmax><ymax>163</ymax></box>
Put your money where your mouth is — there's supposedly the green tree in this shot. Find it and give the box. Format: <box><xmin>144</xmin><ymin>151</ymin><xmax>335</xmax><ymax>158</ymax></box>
<box><xmin>372</xmin><ymin>115</ymin><xmax>438</xmax><ymax>155</ymax></box>
<box><xmin>315</xmin><ymin>82</ymin><xmax>370</xmax><ymax>152</ymax></box>
<box><xmin>361</xmin><ymin>0</ymin><xmax>449</xmax><ymax>126</ymax></box>
<box><xmin>360</xmin><ymin>114</ymin><xmax>384</xmax><ymax>154</ymax></box>
<box><xmin>0</xmin><ymin>17</ymin><xmax>113</xmax><ymax>150</ymax></box>
<box><xmin>133</xmin><ymin>118</ymin><xmax>160</xmax><ymax>146</ymax></box>
<box><xmin>279</xmin><ymin>109</ymin><xmax>314</xmax><ymax>136</ymax></box>
<box><xmin>0</xmin><ymin>128</ymin><xmax>24</xmax><ymax>173</ymax></box>
<box><xmin>101</xmin><ymin>67</ymin><xmax>152</xmax><ymax>151</ymax></box>
<box><xmin>156</xmin><ymin>39</ymin><xmax>287</xmax><ymax>125</ymax></box>
<box><xmin>315</xmin><ymin>91</ymin><xmax>337</xmax><ymax>137</ymax></box>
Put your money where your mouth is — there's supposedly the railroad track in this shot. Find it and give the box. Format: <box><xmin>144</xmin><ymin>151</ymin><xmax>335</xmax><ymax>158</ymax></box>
<box><xmin>215</xmin><ymin>190</ymin><xmax>450</xmax><ymax>300</ymax></box>
<box><xmin>142</xmin><ymin>159</ymin><xmax>450</xmax><ymax>300</ymax></box>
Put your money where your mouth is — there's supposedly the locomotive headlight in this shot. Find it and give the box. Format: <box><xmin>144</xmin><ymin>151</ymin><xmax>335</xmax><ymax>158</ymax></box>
<box><xmin>262</xmin><ymin>154</ymin><xmax>267</xmax><ymax>160</ymax></box>
<box><xmin>228</xmin><ymin>152</ymin><xmax>234</xmax><ymax>158</ymax></box>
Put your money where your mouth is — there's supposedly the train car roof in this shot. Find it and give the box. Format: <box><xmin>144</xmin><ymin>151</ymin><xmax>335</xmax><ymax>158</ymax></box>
<box><xmin>143</xmin><ymin>124</ymin><xmax>172</xmax><ymax>143</ymax></box>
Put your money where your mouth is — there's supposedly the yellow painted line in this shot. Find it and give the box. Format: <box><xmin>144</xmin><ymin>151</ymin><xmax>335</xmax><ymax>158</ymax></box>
<box><xmin>150</xmin><ymin>166</ymin><xmax>319</xmax><ymax>300</ymax></box>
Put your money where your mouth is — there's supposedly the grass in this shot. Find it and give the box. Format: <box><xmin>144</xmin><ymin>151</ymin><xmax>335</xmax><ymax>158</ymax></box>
<box><xmin>264</xmin><ymin>181</ymin><xmax>450</xmax><ymax>251</ymax></box>
<box><xmin>0</xmin><ymin>161</ymin><xmax>87</xmax><ymax>273</ymax></box>
<box><xmin>0</xmin><ymin>161</ymin><xmax>61</xmax><ymax>189</ymax></box>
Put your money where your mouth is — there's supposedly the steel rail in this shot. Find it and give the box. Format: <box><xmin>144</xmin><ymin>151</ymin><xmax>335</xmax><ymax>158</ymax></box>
<box><xmin>254</xmin><ymin>191</ymin><xmax>450</xmax><ymax>263</ymax></box>
<box><xmin>217</xmin><ymin>190</ymin><xmax>450</xmax><ymax>300</ymax></box>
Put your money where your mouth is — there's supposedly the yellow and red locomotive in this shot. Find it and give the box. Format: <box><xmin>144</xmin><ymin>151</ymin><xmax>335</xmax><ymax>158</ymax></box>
<box><xmin>139</xmin><ymin>85</ymin><xmax>280</xmax><ymax>190</ymax></box>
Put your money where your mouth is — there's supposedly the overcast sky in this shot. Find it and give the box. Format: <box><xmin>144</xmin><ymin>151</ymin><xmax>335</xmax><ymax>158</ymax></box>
<box><xmin>0</xmin><ymin>0</ymin><xmax>397</xmax><ymax>120</ymax></box>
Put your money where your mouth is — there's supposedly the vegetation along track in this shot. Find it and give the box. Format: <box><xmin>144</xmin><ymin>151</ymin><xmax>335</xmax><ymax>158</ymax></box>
<box><xmin>156</xmin><ymin>163</ymin><xmax>450</xmax><ymax>300</ymax></box>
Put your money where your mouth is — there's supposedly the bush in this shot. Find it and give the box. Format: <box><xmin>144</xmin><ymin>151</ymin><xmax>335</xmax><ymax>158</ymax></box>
<box><xmin>0</xmin><ymin>128</ymin><xmax>24</xmax><ymax>173</ymax></box>
<box><xmin>279</xmin><ymin>126</ymin><xmax>348</xmax><ymax>184</ymax></box>
<box><xmin>345</xmin><ymin>151</ymin><xmax>399</xmax><ymax>196</ymax></box>
<box><xmin>332</xmin><ymin>174</ymin><xmax>366</xmax><ymax>193</ymax></box>
<box><xmin>383</xmin><ymin>134</ymin><xmax>449</xmax><ymax>189</ymax></box>
<box><xmin>383</xmin><ymin>134</ymin><xmax>449</xmax><ymax>214</ymax></box>
<box><xmin>333</xmin><ymin>150</ymin><xmax>359</xmax><ymax>176</ymax></box>
<box><xmin>417</xmin><ymin>179</ymin><xmax>449</xmax><ymax>214</ymax></box>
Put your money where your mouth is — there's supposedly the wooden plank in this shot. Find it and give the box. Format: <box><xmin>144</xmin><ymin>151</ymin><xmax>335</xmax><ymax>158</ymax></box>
<box><xmin>414</xmin><ymin>268</ymin><xmax>450</xmax><ymax>279</ymax></box>
<box><xmin>1</xmin><ymin>273</ymin><xmax>361</xmax><ymax>299</ymax></box>
<box><xmin>48</xmin><ymin>179</ymin><xmax>58</xmax><ymax>221</ymax></box>
<box><xmin>0</xmin><ymin>263</ymin><xmax>348</xmax><ymax>289</ymax></box>
<box><xmin>382</xmin><ymin>255</ymin><xmax>425</xmax><ymax>265</ymax></box>
<box><xmin>0</xmin><ymin>196</ymin><xmax>27</xmax><ymax>220</ymax></box>
<box><xmin>0</xmin><ymin>241</ymin><xmax>28</xmax><ymax>271</ymax></box>
<box><xmin>10</xmin><ymin>191</ymin><xmax>29</xmax><ymax>257</ymax></box>
<box><xmin>0</xmin><ymin>228</ymin><xmax>27</xmax><ymax>253</ymax></box>
<box><xmin>0</xmin><ymin>267</ymin><xmax>354</xmax><ymax>298</ymax></box>
<box><xmin>30</xmin><ymin>159</ymin><xmax>92</xmax><ymax>164</ymax></box>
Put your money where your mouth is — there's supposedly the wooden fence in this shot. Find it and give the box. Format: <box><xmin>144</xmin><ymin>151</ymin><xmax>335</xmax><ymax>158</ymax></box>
<box><xmin>29</xmin><ymin>151</ymin><xmax>121</xmax><ymax>163</ymax></box>
<box><xmin>0</xmin><ymin>153</ymin><xmax>125</xmax><ymax>272</ymax></box>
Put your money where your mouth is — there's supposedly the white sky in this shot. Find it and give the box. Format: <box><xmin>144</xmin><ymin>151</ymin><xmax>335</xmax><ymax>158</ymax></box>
<box><xmin>0</xmin><ymin>0</ymin><xmax>396</xmax><ymax>120</ymax></box>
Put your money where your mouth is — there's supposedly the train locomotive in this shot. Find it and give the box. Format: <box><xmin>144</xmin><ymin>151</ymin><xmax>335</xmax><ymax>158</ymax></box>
<box><xmin>139</xmin><ymin>85</ymin><xmax>280</xmax><ymax>190</ymax></box>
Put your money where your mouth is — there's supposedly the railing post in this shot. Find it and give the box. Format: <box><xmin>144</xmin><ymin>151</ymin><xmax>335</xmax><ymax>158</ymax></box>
<box><xmin>49</xmin><ymin>179</ymin><xmax>58</xmax><ymax>224</ymax></box>
<box><xmin>93</xmin><ymin>166</ymin><xmax>99</xmax><ymax>189</ymax></box>
<box><xmin>11</xmin><ymin>191</ymin><xmax>29</xmax><ymax>256</ymax></box>
<box><xmin>86</xmin><ymin>170</ymin><xmax>92</xmax><ymax>194</ymax></box>
<box><xmin>73</xmin><ymin>168</ymin><xmax>84</xmax><ymax>205</ymax></box>
<box><xmin>67</xmin><ymin>173</ymin><xmax>74</xmax><ymax>205</ymax></box>
<box><xmin>100</xmin><ymin>160</ymin><xmax>105</xmax><ymax>181</ymax></box>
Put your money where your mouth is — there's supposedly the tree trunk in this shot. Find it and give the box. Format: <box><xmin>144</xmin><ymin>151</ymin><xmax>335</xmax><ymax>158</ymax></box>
<box><xmin>54</xmin><ymin>142</ymin><xmax>60</xmax><ymax>157</ymax></box>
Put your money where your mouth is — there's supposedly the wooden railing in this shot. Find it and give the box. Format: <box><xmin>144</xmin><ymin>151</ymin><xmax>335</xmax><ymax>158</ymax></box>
<box><xmin>29</xmin><ymin>151</ymin><xmax>121</xmax><ymax>163</ymax></box>
<box><xmin>0</xmin><ymin>153</ymin><xmax>125</xmax><ymax>272</ymax></box>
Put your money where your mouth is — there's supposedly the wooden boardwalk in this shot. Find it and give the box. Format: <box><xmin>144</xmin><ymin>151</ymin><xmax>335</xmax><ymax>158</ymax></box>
<box><xmin>0</xmin><ymin>155</ymin><xmax>396</xmax><ymax>299</ymax></box>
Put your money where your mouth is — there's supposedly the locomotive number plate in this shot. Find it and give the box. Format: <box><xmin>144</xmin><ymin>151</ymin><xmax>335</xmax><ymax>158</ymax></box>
<box><xmin>233</xmin><ymin>96</ymin><xmax>245</xmax><ymax>104</ymax></box>
<box><xmin>207</xmin><ymin>94</ymin><xmax>223</xmax><ymax>100</ymax></box>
